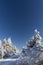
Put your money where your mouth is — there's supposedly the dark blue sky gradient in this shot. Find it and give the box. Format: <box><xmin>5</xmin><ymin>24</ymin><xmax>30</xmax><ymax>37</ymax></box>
<box><xmin>0</xmin><ymin>0</ymin><xmax>43</xmax><ymax>49</ymax></box>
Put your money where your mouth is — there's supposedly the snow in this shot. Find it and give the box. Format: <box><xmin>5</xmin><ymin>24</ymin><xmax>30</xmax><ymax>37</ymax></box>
<box><xmin>0</xmin><ymin>59</ymin><xmax>17</xmax><ymax>62</ymax></box>
<box><xmin>17</xmin><ymin>29</ymin><xmax>43</xmax><ymax>65</ymax></box>
<box><xmin>0</xmin><ymin>29</ymin><xmax>43</xmax><ymax>65</ymax></box>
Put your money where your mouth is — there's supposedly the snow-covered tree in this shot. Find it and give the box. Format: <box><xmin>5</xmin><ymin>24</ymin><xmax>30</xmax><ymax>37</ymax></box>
<box><xmin>27</xmin><ymin>29</ymin><xmax>42</xmax><ymax>49</ymax></box>
<box><xmin>0</xmin><ymin>38</ymin><xmax>18</xmax><ymax>58</ymax></box>
<box><xmin>20</xmin><ymin>29</ymin><xmax>43</xmax><ymax>65</ymax></box>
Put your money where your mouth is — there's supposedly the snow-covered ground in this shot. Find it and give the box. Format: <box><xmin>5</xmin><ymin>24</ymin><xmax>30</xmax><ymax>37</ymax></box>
<box><xmin>0</xmin><ymin>59</ymin><xmax>17</xmax><ymax>62</ymax></box>
<box><xmin>0</xmin><ymin>61</ymin><xmax>17</xmax><ymax>65</ymax></box>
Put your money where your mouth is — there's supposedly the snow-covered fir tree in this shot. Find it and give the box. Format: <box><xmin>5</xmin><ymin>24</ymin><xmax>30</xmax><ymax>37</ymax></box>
<box><xmin>17</xmin><ymin>29</ymin><xmax>43</xmax><ymax>65</ymax></box>
<box><xmin>0</xmin><ymin>38</ymin><xmax>19</xmax><ymax>58</ymax></box>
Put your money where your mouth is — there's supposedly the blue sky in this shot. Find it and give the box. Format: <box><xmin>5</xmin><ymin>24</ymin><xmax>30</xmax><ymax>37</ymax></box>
<box><xmin>0</xmin><ymin>0</ymin><xmax>43</xmax><ymax>49</ymax></box>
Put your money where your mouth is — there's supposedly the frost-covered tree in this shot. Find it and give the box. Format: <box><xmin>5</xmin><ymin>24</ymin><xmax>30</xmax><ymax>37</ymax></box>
<box><xmin>20</xmin><ymin>29</ymin><xmax>43</xmax><ymax>65</ymax></box>
<box><xmin>27</xmin><ymin>29</ymin><xmax>42</xmax><ymax>49</ymax></box>
<box><xmin>0</xmin><ymin>38</ymin><xmax>19</xmax><ymax>58</ymax></box>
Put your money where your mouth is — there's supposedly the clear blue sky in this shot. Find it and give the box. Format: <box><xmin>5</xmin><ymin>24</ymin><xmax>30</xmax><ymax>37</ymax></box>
<box><xmin>0</xmin><ymin>0</ymin><xmax>43</xmax><ymax>49</ymax></box>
